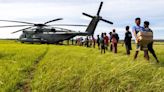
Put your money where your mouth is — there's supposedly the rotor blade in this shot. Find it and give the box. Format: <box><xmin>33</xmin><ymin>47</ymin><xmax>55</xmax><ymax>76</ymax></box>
<box><xmin>11</xmin><ymin>26</ymin><xmax>33</xmax><ymax>34</ymax></box>
<box><xmin>82</xmin><ymin>13</ymin><xmax>94</xmax><ymax>18</ymax></box>
<box><xmin>97</xmin><ymin>2</ymin><xmax>103</xmax><ymax>16</ymax></box>
<box><xmin>100</xmin><ymin>18</ymin><xmax>113</xmax><ymax>24</ymax></box>
<box><xmin>44</xmin><ymin>18</ymin><xmax>63</xmax><ymax>24</ymax></box>
<box><xmin>48</xmin><ymin>24</ymin><xmax>88</xmax><ymax>27</ymax></box>
<box><xmin>0</xmin><ymin>20</ymin><xmax>34</xmax><ymax>24</ymax></box>
<box><xmin>0</xmin><ymin>25</ymin><xmax>33</xmax><ymax>28</ymax></box>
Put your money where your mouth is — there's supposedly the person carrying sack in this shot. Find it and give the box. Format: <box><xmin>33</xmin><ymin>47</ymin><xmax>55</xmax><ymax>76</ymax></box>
<box><xmin>144</xmin><ymin>21</ymin><xmax>159</xmax><ymax>63</ymax></box>
<box><xmin>132</xmin><ymin>17</ymin><xmax>149</xmax><ymax>60</ymax></box>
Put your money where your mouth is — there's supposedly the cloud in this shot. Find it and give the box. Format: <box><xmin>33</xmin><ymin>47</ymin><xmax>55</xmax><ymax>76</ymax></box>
<box><xmin>0</xmin><ymin>0</ymin><xmax>164</xmax><ymax>39</ymax></box>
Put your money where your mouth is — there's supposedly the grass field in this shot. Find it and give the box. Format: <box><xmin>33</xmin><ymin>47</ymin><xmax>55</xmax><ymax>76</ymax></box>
<box><xmin>0</xmin><ymin>40</ymin><xmax>164</xmax><ymax>92</ymax></box>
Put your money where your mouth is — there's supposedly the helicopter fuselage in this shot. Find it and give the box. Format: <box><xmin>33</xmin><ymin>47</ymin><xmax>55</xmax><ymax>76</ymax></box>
<box><xmin>19</xmin><ymin>29</ymin><xmax>88</xmax><ymax>43</ymax></box>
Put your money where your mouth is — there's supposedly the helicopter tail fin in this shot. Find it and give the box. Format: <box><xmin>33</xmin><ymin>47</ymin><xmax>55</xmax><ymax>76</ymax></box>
<box><xmin>84</xmin><ymin>17</ymin><xmax>99</xmax><ymax>36</ymax></box>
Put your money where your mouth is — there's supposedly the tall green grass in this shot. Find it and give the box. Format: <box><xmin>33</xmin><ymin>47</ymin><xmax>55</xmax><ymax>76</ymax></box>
<box><xmin>0</xmin><ymin>40</ymin><xmax>164</xmax><ymax>92</ymax></box>
<box><xmin>32</xmin><ymin>44</ymin><xmax>164</xmax><ymax>92</ymax></box>
<box><xmin>0</xmin><ymin>41</ymin><xmax>47</xmax><ymax>92</ymax></box>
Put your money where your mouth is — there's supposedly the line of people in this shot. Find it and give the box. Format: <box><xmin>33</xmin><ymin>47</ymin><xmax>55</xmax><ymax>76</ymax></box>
<box><xmin>96</xmin><ymin>17</ymin><xmax>159</xmax><ymax>63</ymax></box>
<box><xmin>97</xmin><ymin>30</ymin><xmax>119</xmax><ymax>54</ymax></box>
<box><xmin>71</xmin><ymin>17</ymin><xmax>159</xmax><ymax>63</ymax></box>
<box><xmin>75</xmin><ymin>36</ymin><xmax>96</xmax><ymax>48</ymax></box>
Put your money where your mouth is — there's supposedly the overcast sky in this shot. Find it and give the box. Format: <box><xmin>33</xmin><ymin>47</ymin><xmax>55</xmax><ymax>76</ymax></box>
<box><xmin>0</xmin><ymin>0</ymin><xmax>164</xmax><ymax>39</ymax></box>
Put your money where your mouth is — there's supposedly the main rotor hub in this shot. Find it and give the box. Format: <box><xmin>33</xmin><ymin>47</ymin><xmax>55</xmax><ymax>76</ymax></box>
<box><xmin>34</xmin><ymin>24</ymin><xmax>46</xmax><ymax>27</ymax></box>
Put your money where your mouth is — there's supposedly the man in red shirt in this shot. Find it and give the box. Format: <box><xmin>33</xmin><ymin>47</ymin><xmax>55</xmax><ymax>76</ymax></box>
<box><xmin>111</xmin><ymin>29</ymin><xmax>119</xmax><ymax>53</ymax></box>
<box><xmin>109</xmin><ymin>32</ymin><xmax>113</xmax><ymax>52</ymax></box>
<box><xmin>104</xmin><ymin>33</ymin><xmax>109</xmax><ymax>50</ymax></box>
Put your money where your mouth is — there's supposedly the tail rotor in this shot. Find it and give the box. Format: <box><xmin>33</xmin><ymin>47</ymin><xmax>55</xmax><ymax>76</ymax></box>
<box><xmin>82</xmin><ymin>1</ymin><xmax>113</xmax><ymax>25</ymax></box>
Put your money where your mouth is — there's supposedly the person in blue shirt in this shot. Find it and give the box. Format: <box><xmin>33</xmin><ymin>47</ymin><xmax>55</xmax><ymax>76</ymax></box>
<box><xmin>132</xmin><ymin>17</ymin><xmax>149</xmax><ymax>60</ymax></box>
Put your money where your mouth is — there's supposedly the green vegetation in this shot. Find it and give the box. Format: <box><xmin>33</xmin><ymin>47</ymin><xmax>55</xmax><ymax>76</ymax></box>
<box><xmin>0</xmin><ymin>40</ymin><xmax>164</xmax><ymax>92</ymax></box>
<box><xmin>0</xmin><ymin>41</ymin><xmax>47</xmax><ymax>92</ymax></box>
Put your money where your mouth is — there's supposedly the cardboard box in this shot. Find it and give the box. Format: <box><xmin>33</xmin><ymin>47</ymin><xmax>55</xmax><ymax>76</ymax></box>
<box><xmin>137</xmin><ymin>31</ymin><xmax>153</xmax><ymax>46</ymax></box>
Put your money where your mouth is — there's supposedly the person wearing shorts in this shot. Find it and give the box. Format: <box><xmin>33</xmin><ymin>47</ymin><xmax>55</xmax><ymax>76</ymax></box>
<box><xmin>132</xmin><ymin>17</ymin><xmax>149</xmax><ymax>60</ymax></box>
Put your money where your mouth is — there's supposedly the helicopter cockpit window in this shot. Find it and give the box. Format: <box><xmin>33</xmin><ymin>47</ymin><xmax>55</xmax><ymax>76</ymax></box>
<box><xmin>51</xmin><ymin>29</ymin><xmax>56</xmax><ymax>32</ymax></box>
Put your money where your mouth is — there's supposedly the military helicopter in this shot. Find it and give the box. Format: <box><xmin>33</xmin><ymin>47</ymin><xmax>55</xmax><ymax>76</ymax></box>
<box><xmin>0</xmin><ymin>2</ymin><xmax>113</xmax><ymax>44</ymax></box>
